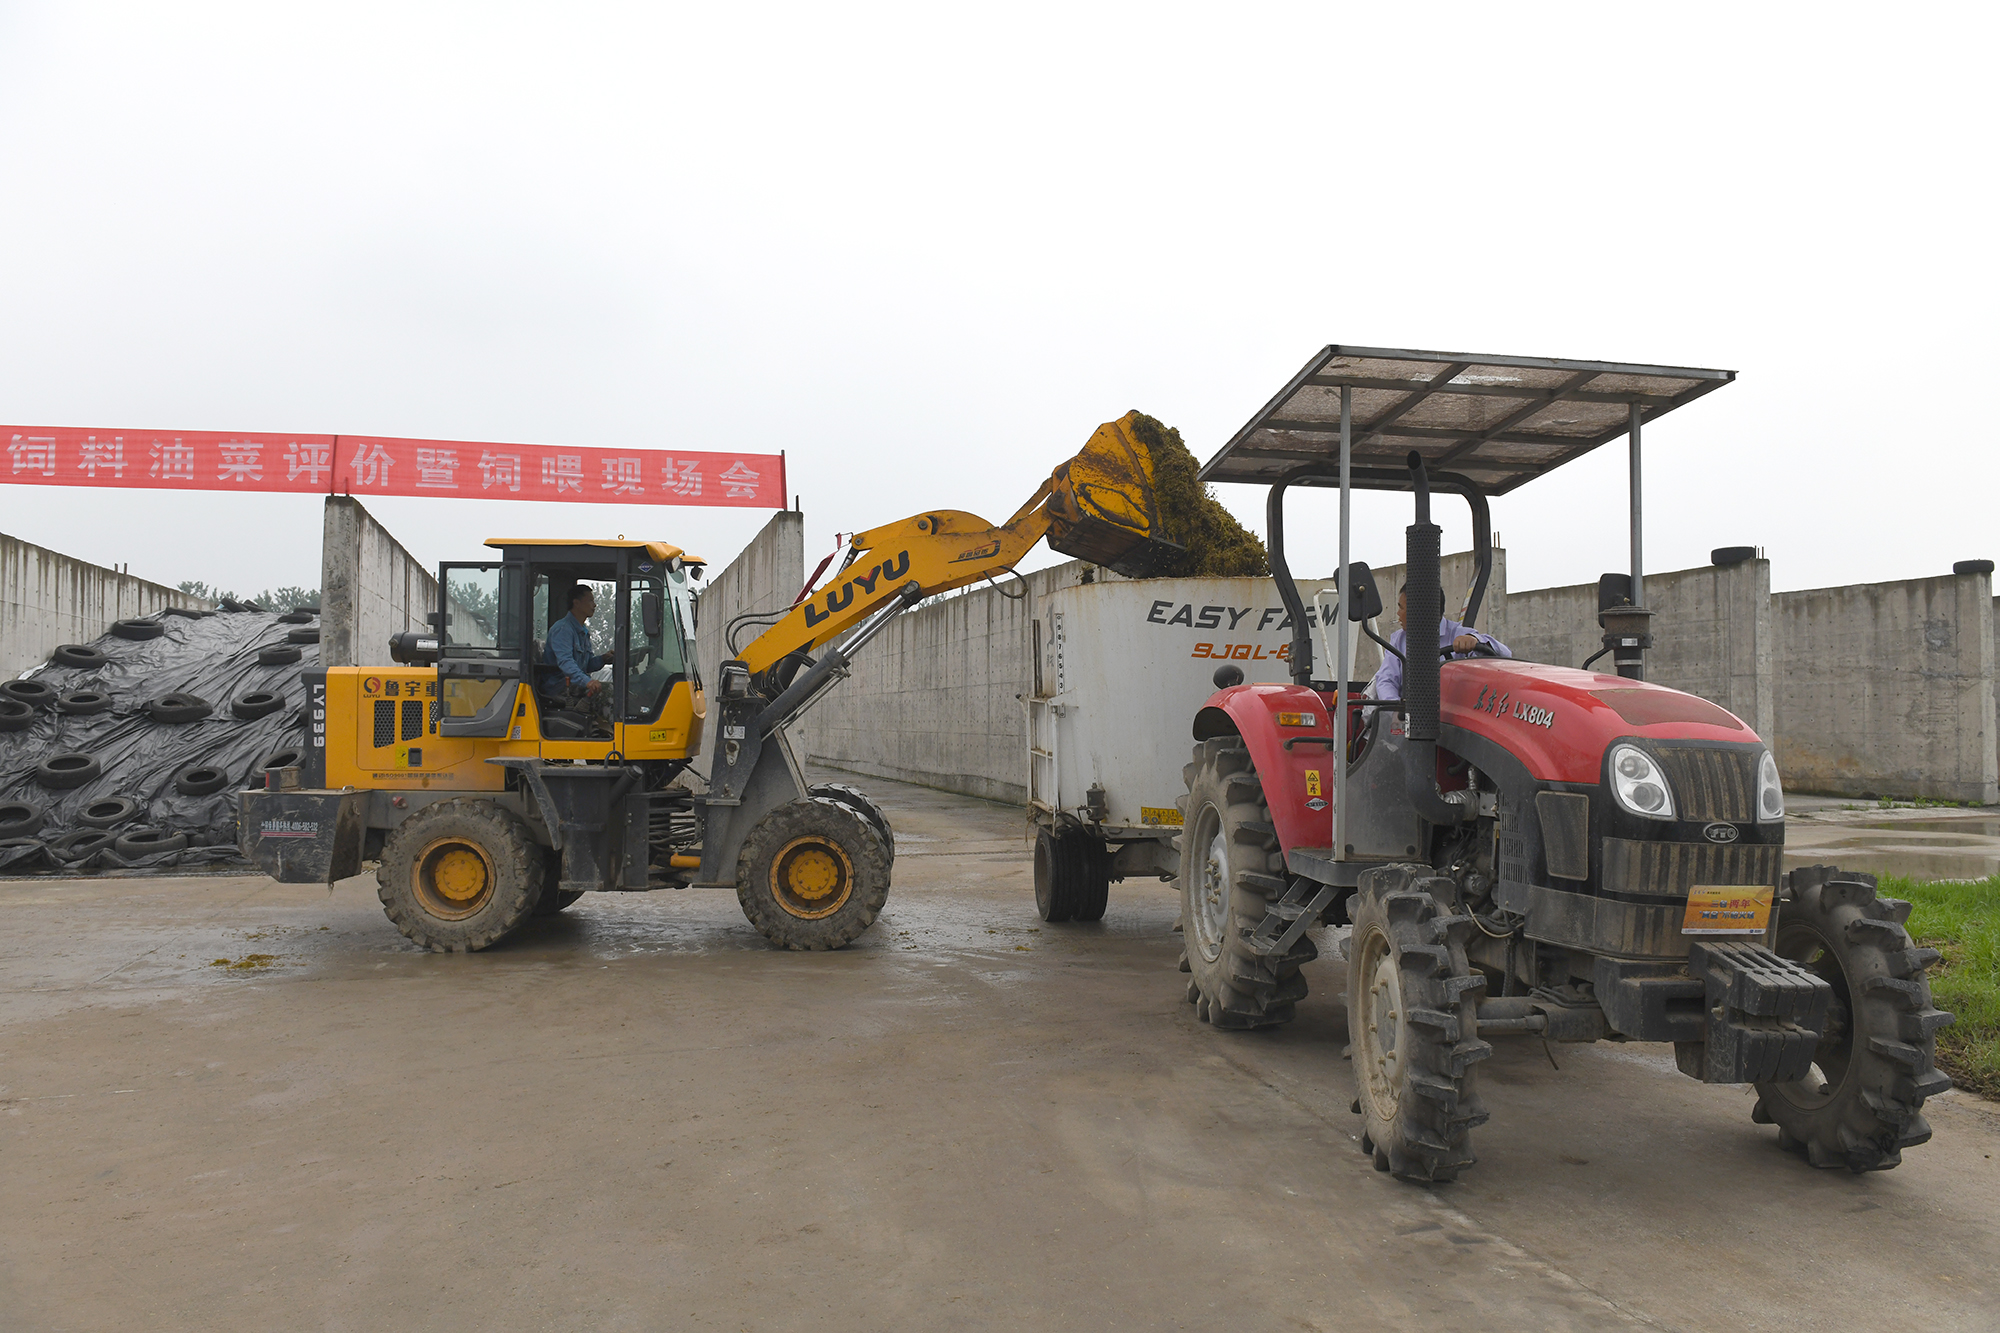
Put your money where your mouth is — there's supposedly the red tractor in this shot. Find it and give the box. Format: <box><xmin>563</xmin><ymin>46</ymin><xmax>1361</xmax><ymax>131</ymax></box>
<box><xmin>1177</xmin><ymin>347</ymin><xmax>1952</xmax><ymax>1181</ymax></box>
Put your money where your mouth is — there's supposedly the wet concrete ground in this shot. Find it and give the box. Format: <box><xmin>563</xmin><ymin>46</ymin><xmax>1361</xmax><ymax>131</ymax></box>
<box><xmin>1</xmin><ymin>774</ymin><xmax>1996</xmax><ymax>1331</ymax></box>
<box><xmin>1785</xmin><ymin>797</ymin><xmax>2000</xmax><ymax>881</ymax></box>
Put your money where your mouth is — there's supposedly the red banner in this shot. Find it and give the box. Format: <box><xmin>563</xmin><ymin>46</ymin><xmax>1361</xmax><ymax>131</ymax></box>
<box><xmin>1</xmin><ymin>426</ymin><xmax>786</xmax><ymax>508</ymax></box>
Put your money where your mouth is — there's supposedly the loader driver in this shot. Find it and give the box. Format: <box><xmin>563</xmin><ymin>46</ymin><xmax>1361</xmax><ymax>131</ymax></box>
<box><xmin>1368</xmin><ymin>588</ymin><xmax>1511</xmax><ymax>701</ymax></box>
<box><xmin>542</xmin><ymin>583</ymin><xmax>612</xmax><ymax>733</ymax></box>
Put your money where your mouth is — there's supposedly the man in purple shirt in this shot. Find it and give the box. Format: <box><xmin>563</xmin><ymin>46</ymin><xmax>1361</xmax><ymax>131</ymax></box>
<box><xmin>1368</xmin><ymin>588</ymin><xmax>1511</xmax><ymax>700</ymax></box>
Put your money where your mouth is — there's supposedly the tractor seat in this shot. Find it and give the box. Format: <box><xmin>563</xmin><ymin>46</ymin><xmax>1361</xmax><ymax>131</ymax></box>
<box><xmin>541</xmin><ymin>709</ymin><xmax>590</xmax><ymax>739</ymax></box>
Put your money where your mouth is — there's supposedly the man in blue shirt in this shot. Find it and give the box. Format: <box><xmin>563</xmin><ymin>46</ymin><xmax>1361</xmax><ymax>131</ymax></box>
<box><xmin>1369</xmin><ymin>587</ymin><xmax>1510</xmax><ymax>701</ymax></box>
<box><xmin>543</xmin><ymin>583</ymin><xmax>611</xmax><ymax>731</ymax></box>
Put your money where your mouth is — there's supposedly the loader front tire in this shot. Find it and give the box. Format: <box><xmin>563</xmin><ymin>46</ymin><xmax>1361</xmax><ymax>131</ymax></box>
<box><xmin>377</xmin><ymin>800</ymin><xmax>544</xmax><ymax>952</ymax></box>
<box><xmin>1752</xmin><ymin>865</ymin><xmax>1953</xmax><ymax>1172</ymax></box>
<box><xmin>736</xmin><ymin>797</ymin><xmax>890</xmax><ymax>951</ymax></box>
<box><xmin>1177</xmin><ymin>738</ymin><xmax>1314</xmax><ymax>1029</ymax></box>
<box><xmin>1347</xmin><ymin>864</ymin><xmax>1491</xmax><ymax>1184</ymax></box>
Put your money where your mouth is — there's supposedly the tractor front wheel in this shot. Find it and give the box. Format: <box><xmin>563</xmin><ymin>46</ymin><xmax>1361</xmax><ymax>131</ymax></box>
<box><xmin>735</xmin><ymin>797</ymin><xmax>891</xmax><ymax>950</ymax></box>
<box><xmin>1752</xmin><ymin>865</ymin><xmax>1953</xmax><ymax>1171</ymax></box>
<box><xmin>1347</xmin><ymin>864</ymin><xmax>1491</xmax><ymax>1183</ymax></box>
<box><xmin>377</xmin><ymin>800</ymin><xmax>544</xmax><ymax>952</ymax></box>
<box><xmin>1176</xmin><ymin>738</ymin><xmax>1314</xmax><ymax>1028</ymax></box>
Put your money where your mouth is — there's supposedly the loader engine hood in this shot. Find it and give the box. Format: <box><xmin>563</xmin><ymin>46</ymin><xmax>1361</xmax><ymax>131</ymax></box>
<box><xmin>1439</xmin><ymin>659</ymin><xmax>1756</xmax><ymax>782</ymax></box>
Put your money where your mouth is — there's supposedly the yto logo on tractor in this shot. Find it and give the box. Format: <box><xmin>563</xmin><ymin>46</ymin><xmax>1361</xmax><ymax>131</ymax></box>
<box><xmin>802</xmin><ymin>551</ymin><xmax>912</xmax><ymax>627</ymax></box>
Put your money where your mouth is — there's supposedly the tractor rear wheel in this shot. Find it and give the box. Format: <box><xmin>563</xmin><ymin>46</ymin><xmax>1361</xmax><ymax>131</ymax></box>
<box><xmin>1347</xmin><ymin>864</ymin><xmax>1491</xmax><ymax>1183</ymax></box>
<box><xmin>377</xmin><ymin>800</ymin><xmax>544</xmax><ymax>952</ymax></box>
<box><xmin>735</xmin><ymin>797</ymin><xmax>890</xmax><ymax>950</ymax></box>
<box><xmin>1752</xmin><ymin>865</ymin><xmax>1953</xmax><ymax>1171</ymax></box>
<box><xmin>1176</xmin><ymin>738</ymin><xmax>1314</xmax><ymax>1029</ymax></box>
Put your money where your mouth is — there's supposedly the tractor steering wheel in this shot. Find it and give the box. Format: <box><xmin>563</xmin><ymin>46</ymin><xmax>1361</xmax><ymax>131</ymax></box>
<box><xmin>1442</xmin><ymin>641</ymin><xmax>1502</xmax><ymax>660</ymax></box>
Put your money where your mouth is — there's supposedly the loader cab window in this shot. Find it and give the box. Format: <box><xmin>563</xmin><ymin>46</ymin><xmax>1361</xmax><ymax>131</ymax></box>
<box><xmin>529</xmin><ymin>566</ymin><xmax>617</xmax><ymax>724</ymax></box>
<box><xmin>439</xmin><ymin>563</ymin><xmax>508</xmax><ymax>658</ymax></box>
<box><xmin>622</xmin><ymin>570</ymin><xmax>693</xmax><ymax>723</ymax></box>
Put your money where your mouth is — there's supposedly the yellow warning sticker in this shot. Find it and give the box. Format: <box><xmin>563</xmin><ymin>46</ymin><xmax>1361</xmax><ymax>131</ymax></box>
<box><xmin>1140</xmin><ymin>806</ymin><xmax>1183</xmax><ymax>826</ymax></box>
<box><xmin>1304</xmin><ymin>770</ymin><xmax>1322</xmax><ymax>798</ymax></box>
<box><xmin>1682</xmin><ymin>885</ymin><xmax>1773</xmax><ymax>935</ymax></box>
<box><xmin>649</xmin><ymin>729</ymin><xmax>671</xmax><ymax>743</ymax></box>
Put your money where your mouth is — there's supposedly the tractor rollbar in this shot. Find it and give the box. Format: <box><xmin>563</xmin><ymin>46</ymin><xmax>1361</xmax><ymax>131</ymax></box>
<box><xmin>1400</xmin><ymin>452</ymin><xmax>1472</xmax><ymax>828</ymax></box>
<box><xmin>1265</xmin><ymin>465</ymin><xmax>1496</xmax><ymax>690</ymax></box>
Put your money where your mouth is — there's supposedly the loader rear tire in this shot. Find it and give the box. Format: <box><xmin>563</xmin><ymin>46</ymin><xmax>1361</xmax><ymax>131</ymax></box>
<box><xmin>735</xmin><ymin>797</ymin><xmax>889</xmax><ymax>951</ymax></box>
<box><xmin>1347</xmin><ymin>864</ymin><xmax>1491</xmax><ymax>1184</ymax></box>
<box><xmin>377</xmin><ymin>799</ymin><xmax>543</xmax><ymax>952</ymax></box>
<box><xmin>1177</xmin><ymin>738</ymin><xmax>1315</xmax><ymax>1029</ymax></box>
<box><xmin>1752</xmin><ymin>865</ymin><xmax>1953</xmax><ymax>1172</ymax></box>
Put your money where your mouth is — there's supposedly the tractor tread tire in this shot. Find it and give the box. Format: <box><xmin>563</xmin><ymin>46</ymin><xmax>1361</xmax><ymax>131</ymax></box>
<box><xmin>376</xmin><ymin>799</ymin><xmax>544</xmax><ymax>953</ymax></box>
<box><xmin>1178</xmin><ymin>738</ymin><xmax>1316</xmax><ymax>1031</ymax></box>
<box><xmin>1348</xmin><ymin>865</ymin><xmax>1491</xmax><ymax>1184</ymax></box>
<box><xmin>735</xmin><ymin>797</ymin><xmax>890</xmax><ymax>951</ymax></box>
<box><xmin>1753</xmin><ymin>865</ymin><xmax>1953</xmax><ymax>1173</ymax></box>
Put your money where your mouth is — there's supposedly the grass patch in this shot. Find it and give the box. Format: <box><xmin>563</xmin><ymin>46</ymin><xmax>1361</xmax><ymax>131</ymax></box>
<box><xmin>1880</xmin><ymin>873</ymin><xmax>2000</xmax><ymax>1098</ymax></box>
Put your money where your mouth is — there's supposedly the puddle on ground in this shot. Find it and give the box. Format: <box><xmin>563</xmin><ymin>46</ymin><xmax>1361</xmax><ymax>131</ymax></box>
<box><xmin>1784</xmin><ymin>847</ymin><xmax>2000</xmax><ymax>882</ymax></box>
<box><xmin>1860</xmin><ymin>818</ymin><xmax>2000</xmax><ymax>838</ymax></box>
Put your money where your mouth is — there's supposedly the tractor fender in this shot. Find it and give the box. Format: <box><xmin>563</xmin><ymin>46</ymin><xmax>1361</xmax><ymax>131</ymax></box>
<box><xmin>1192</xmin><ymin>682</ymin><xmax>1344</xmax><ymax>858</ymax></box>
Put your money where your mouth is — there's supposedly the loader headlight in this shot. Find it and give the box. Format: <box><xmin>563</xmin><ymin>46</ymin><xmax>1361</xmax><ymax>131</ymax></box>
<box><xmin>1609</xmin><ymin>743</ymin><xmax>1675</xmax><ymax>821</ymax></box>
<box><xmin>1757</xmin><ymin>749</ymin><xmax>1785</xmax><ymax>822</ymax></box>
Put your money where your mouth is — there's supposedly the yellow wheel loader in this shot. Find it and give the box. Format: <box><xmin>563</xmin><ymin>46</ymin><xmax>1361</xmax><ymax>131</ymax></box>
<box><xmin>241</xmin><ymin>414</ymin><xmax>1176</xmax><ymax>952</ymax></box>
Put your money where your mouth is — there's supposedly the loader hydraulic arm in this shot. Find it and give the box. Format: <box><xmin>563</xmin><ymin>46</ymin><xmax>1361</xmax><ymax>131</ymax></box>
<box><xmin>734</xmin><ymin>412</ymin><xmax>1180</xmax><ymax>678</ymax></box>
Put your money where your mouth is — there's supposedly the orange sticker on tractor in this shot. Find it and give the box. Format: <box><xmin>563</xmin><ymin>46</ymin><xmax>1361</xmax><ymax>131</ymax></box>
<box><xmin>1304</xmin><ymin>770</ymin><xmax>1322</xmax><ymax>798</ymax></box>
<box><xmin>1682</xmin><ymin>885</ymin><xmax>1773</xmax><ymax>935</ymax></box>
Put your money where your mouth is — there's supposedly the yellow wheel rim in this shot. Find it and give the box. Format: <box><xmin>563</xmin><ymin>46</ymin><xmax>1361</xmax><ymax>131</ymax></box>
<box><xmin>770</xmin><ymin>835</ymin><xmax>854</xmax><ymax>920</ymax></box>
<box><xmin>413</xmin><ymin>837</ymin><xmax>497</xmax><ymax>920</ymax></box>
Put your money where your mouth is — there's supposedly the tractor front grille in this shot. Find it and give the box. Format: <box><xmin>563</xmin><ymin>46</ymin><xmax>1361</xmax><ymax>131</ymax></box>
<box><xmin>1655</xmin><ymin>746</ymin><xmax>1757</xmax><ymax>823</ymax></box>
<box><xmin>1602</xmin><ymin>838</ymin><xmax>1780</xmax><ymax>897</ymax></box>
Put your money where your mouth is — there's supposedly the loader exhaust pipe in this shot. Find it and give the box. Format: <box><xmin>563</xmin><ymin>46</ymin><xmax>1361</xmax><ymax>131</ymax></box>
<box><xmin>1401</xmin><ymin>453</ymin><xmax>1471</xmax><ymax>828</ymax></box>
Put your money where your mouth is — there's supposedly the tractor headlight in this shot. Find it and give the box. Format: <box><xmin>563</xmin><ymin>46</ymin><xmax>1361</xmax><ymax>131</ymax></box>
<box><xmin>1757</xmin><ymin>749</ymin><xmax>1785</xmax><ymax>822</ymax></box>
<box><xmin>1608</xmin><ymin>743</ymin><xmax>1675</xmax><ymax>821</ymax></box>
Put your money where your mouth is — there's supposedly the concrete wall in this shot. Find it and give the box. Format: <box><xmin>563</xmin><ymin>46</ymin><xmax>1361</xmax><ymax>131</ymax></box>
<box><xmin>692</xmin><ymin>511</ymin><xmax>804</xmax><ymax>767</ymax></box>
<box><xmin>1502</xmin><ymin>559</ymin><xmax>1775</xmax><ymax>740</ymax></box>
<box><xmin>804</xmin><ymin>562</ymin><xmax>1101</xmax><ymax>804</ymax></box>
<box><xmin>320</xmin><ymin>497</ymin><xmax>444</xmax><ymax>668</ymax></box>
<box><xmin>1</xmin><ymin>531</ymin><xmax>209</xmax><ymax>677</ymax></box>
<box><xmin>1773</xmin><ymin>570</ymin><xmax>1998</xmax><ymax>804</ymax></box>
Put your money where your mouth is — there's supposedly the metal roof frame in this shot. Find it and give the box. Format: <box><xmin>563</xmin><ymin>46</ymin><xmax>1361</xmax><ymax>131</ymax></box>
<box><xmin>1199</xmin><ymin>345</ymin><xmax>1735</xmax><ymax>496</ymax></box>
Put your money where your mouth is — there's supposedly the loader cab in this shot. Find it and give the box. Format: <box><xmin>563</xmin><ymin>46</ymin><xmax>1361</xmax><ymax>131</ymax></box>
<box><xmin>432</xmin><ymin>539</ymin><xmax>705</xmax><ymax>760</ymax></box>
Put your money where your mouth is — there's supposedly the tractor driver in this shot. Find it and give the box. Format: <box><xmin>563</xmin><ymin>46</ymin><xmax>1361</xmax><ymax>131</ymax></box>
<box><xmin>542</xmin><ymin>583</ymin><xmax>612</xmax><ymax>733</ymax></box>
<box><xmin>1368</xmin><ymin>588</ymin><xmax>1510</xmax><ymax>701</ymax></box>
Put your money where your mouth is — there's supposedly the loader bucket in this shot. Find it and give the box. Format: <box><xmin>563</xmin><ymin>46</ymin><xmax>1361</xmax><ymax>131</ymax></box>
<box><xmin>1047</xmin><ymin>412</ymin><xmax>1184</xmax><ymax>578</ymax></box>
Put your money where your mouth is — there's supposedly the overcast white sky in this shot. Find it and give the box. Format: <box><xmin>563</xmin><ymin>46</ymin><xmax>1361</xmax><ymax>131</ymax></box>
<box><xmin>1</xmin><ymin>3</ymin><xmax>1993</xmax><ymax>604</ymax></box>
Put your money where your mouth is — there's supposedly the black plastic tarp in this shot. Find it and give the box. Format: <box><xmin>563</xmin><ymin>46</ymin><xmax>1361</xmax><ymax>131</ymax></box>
<box><xmin>0</xmin><ymin>608</ymin><xmax>320</xmax><ymax>874</ymax></box>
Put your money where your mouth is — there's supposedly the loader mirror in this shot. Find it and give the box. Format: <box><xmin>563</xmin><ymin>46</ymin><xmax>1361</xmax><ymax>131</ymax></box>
<box><xmin>1342</xmin><ymin>562</ymin><xmax>1384</xmax><ymax>622</ymax></box>
<box><xmin>1597</xmin><ymin>573</ymin><xmax>1634</xmax><ymax>613</ymax></box>
<box><xmin>641</xmin><ymin>591</ymin><xmax>663</xmax><ymax>639</ymax></box>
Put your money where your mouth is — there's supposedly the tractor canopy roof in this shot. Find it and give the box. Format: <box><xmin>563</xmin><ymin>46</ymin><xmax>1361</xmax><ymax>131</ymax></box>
<box><xmin>484</xmin><ymin>538</ymin><xmax>704</xmax><ymax>567</ymax></box>
<box><xmin>1199</xmin><ymin>346</ymin><xmax>1734</xmax><ymax>496</ymax></box>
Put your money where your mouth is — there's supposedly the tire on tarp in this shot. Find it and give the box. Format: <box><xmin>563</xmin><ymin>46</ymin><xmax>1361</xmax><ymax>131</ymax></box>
<box><xmin>56</xmin><ymin>691</ymin><xmax>113</xmax><ymax>716</ymax></box>
<box><xmin>114</xmin><ymin>828</ymin><xmax>190</xmax><ymax>858</ymax></box>
<box><xmin>258</xmin><ymin>644</ymin><xmax>303</xmax><ymax>666</ymax></box>
<box><xmin>77</xmin><ymin>795</ymin><xmax>143</xmax><ymax>829</ymax></box>
<box><xmin>111</xmin><ymin>618</ymin><xmax>165</xmax><ymax>640</ymax></box>
<box><xmin>35</xmin><ymin>752</ymin><xmax>102</xmax><ymax>790</ymax></box>
<box><xmin>145</xmin><ymin>693</ymin><xmax>213</xmax><ymax>724</ymax></box>
<box><xmin>0</xmin><ymin>801</ymin><xmax>45</xmax><ymax>839</ymax></box>
<box><xmin>232</xmin><ymin>691</ymin><xmax>286</xmax><ymax>720</ymax></box>
<box><xmin>50</xmin><ymin>643</ymin><xmax>109</xmax><ymax>669</ymax></box>
<box><xmin>174</xmin><ymin>765</ymin><xmax>232</xmax><ymax>797</ymax></box>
